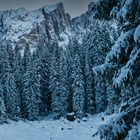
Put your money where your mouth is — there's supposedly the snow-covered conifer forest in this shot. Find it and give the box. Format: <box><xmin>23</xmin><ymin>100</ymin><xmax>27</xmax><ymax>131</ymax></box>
<box><xmin>0</xmin><ymin>0</ymin><xmax>140</xmax><ymax>140</ymax></box>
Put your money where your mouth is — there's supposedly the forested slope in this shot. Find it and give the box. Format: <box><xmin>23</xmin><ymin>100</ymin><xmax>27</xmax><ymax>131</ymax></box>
<box><xmin>0</xmin><ymin>0</ymin><xmax>140</xmax><ymax>140</ymax></box>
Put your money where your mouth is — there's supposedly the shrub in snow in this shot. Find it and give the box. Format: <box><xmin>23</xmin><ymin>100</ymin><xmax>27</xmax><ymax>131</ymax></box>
<box><xmin>82</xmin><ymin>117</ymin><xmax>87</xmax><ymax>122</ymax></box>
<box><xmin>66</xmin><ymin>112</ymin><xmax>76</xmax><ymax>121</ymax></box>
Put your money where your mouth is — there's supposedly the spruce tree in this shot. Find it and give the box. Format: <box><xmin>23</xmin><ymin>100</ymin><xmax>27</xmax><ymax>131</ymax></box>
<box><xmin>23</xmin><ymin>53</ymin><xmax>41</xmax><ymax>120</ymax></box>
<box><xmin>35</xmin><ymin>42</ymin><xmax>51</xmax><ymax>115</ymax></box>
<box><xmin>49</xmin><ymin>42</ymin><xmax>62</xmax><ymax>115</ymax></box>
<box><xmin>0</xmin><ymin>84</ymin><xmax>7</xmax><ymax>123</ymax></box>
<box><xmin>2</xmin><ymin>46</ymin><xmax>20</xmax><ymax>120</ymax></box>
<box><xmin>72</xmin><ymin>41</ymin><xmax>85</xmax><ymax>119</ymax></box>
<box><xmin>59</xmin><ymin>49</ymin><xmax>70</xmax><ymax>116</ymax></box>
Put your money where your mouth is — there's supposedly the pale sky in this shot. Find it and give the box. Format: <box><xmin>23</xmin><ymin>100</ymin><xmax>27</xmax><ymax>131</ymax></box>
<box><xmin>0</xmin><ymin>0</ymin><xmax>94</xmax><ymax>17</ymax></box>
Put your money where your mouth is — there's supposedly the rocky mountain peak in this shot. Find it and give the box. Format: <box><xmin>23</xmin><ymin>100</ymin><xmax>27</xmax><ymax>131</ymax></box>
<box><xmin>0</xmin><ymin>2</ymin><xmax>71</xmax><ymax>49</ymax></box>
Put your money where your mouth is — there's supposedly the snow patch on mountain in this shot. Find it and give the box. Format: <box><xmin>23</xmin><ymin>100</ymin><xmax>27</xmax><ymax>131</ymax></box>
<box><xmin>58</xmin><ymin>30</ymin><xmax>73</xmax><ymax>49</ymax></box>
<box><xmin>5</xmin><ymin>21</ymin><xmax>32</xmax><ymax>41</ymax></box>
<box><xmin>2</xmin><ymin>9</ymin><xmax>44</xmax><ymax>42</ymax></box>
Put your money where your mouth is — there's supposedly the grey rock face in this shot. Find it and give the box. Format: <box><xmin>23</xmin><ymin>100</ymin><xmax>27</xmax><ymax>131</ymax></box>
<box><xmin>0</xmin><ymin>1</ymin><xmax>117</xmax><ymax>51</ymax></box>
<box><xmin>0</xmin><ymin>2</ymin><xmax>71</xmax><ymax>48</ymax></box>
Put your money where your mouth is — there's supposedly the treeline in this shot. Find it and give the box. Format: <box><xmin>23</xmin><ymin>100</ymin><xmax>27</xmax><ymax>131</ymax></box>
<box><xmin>0</xmin><ymin>20</ymin><xmax>117</xmax><ymax>122</ymax></box>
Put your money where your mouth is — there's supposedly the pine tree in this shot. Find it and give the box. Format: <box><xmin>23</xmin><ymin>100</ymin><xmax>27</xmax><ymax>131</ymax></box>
<box><xmin>83</xmin><ymin>20</ymin><xmax>112</xmax><ymax>113</ymax></box>
<box><xmin>22</xmin><ymin>45</ymin><xmax>31</xmax><ymax>73</ymax></box>
<box><xmin>0</xmin><ymin>84</ymin><xmax>7</xmax><ymax>123</ymax></box>
<box><xmin>21</xmin><ymin>46</ymin><xmax>42</xmax><ymax>120</ymax></box>
<box><xmin>22</xmin><ymin>53</ymin><xmax>41</xmax><ymax>120</ymax></box>
<box><xmin>1</xmin><ymin>46</ymin><xmax>20</xmax><ymax>120</ymax></box>
<box><xmin>65</xmin><ymin>43</ymin><xmax>74</xmax><ymax>113</ymax></box>
<box><xmin>59</xmin><ymin>49</ymin><xmax>70</xmax><ymax>116</ymax></box>
<box><xmin>72</xmin><ymin>41</ymin><xmax>85</xmax><ymax>119</ymax></box>
<box><xmin>92</xmin><ymin>1</ymin><xmax>140</xmax><ymax>139</ymax></box>
<box><xmin>14</xmin><ymin>46</ymin><xmax>23</xmax><ymax>116</ymax></box>
<box><xmin>35</xmin><ymin>42</ymin><xmax>51</xmax><ymax>115</ymax></box>
<box><xmin>49</xmin><ymin>42</ymin><xmax>62</xmax><ymax>115</ymax></box>
<box><xmin>91</xmin><ymin>24</ymin><xmax>109</xmax><ymax>113</ymax></box>
<box><xmin>82</xmin><ymin>34</ymin><xmax>95</xmax><ymax>114</ymax></box>
<box><xmin>4</xmin><ymin>71</ymin><xmax>21</xmax><ymax>120</ymax></box>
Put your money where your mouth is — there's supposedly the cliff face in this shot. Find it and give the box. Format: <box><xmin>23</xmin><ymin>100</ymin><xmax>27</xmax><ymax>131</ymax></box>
<box><xmin>0</xmin><ymin>2</ymin><xmax>71</xmax><ymax>49</ymax></box>
<box><xmin>0</xmin><ymin>2</ymin><xmax>117</xmax><ymax>50</ymax></box>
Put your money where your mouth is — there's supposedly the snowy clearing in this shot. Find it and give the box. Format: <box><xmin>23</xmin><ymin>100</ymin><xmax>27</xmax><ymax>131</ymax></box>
<box><xmin>0</xmin><ymin>113</ymin><xmax>113</xmax><ymax>140</ymax></box>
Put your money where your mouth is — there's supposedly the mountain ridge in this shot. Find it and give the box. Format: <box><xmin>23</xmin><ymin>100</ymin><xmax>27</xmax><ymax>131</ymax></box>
<box><xmin>0</xmin><ymin>2</ymin><xmax>71</xmax><ymax>49</ymax></box>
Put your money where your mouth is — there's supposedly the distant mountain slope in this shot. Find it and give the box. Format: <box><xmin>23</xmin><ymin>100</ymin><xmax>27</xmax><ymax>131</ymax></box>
<box><xmin>0</xmin><ymin>3</ymin><xmax>71</xmax><ymax>48</ymax></box>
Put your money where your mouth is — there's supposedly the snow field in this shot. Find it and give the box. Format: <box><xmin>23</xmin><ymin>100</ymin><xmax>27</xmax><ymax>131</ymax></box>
<box><xmin>0</xmin><ymin>113</ymin><xmax>112</xmax><ymax>140</ymax></box>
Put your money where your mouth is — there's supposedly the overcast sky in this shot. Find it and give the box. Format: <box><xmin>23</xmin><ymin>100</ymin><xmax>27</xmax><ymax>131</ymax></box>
<box><xmin>0</xmin><ymin>0</ymin><xmax>95</xmax><ymax>17</ymax></box>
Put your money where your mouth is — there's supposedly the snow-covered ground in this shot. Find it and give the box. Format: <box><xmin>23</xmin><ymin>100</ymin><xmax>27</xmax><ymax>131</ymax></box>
<box><xmin>0</xmin><ymin>113</ymin><xmax>113</xmax><ymax>140</ymax></box>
